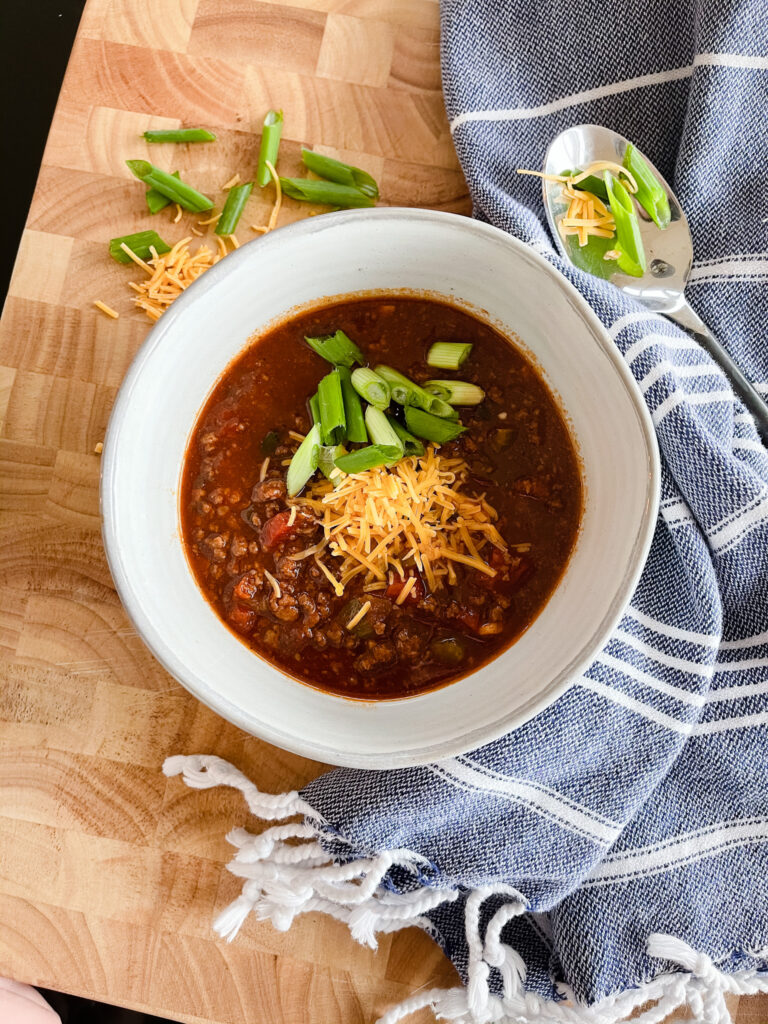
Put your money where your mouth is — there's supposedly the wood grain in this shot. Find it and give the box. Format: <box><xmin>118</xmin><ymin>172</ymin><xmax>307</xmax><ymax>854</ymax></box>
<box><xmin>0</xmin><ymin>1</ymin><xmax>761</xmax><ymax>1023</ymax></box>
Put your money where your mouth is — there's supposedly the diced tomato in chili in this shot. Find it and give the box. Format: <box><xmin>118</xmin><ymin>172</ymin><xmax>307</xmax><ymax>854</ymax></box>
<box><xmin>451</xmin><ymin>607</ymin><xmax>481</xmax><ymax>633</ymax></box>
<box><xmin>507</xmin><ymin>555</ymin><xmax>534</xmax><ymax>589</ymax></box>
<box><xmin>386</xmin><ymin>576</ymin><xmax>426</xmax><ymax>605</ymax></box>
<box><xmin>228</xmin><ymin>603</ymin><xmax>256</xmax><ymax>634</ymax></box>
<box><xmin>260</xmin><ymin>510</ymin><xmax>299</xmax><ymax>550</ymax></box>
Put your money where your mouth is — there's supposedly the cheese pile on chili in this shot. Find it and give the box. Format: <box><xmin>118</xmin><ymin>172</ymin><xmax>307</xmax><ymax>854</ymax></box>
<box><xmin>293</xmin><ymin>446</ymin><xmax>506</xmax><ymax>596</ymax></box>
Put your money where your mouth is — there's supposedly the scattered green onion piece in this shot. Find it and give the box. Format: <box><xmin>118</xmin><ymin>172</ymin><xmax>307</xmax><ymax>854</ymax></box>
<box><xmin>431</xmin><ymin>635</ymin><xmax>466</xmax><ymax>666</ymax></box>
<box><xmin>215</xmin><ymin>182</ymin><xmax>253</xmax><ymax>236</ymax></box>
<box><xmin>351</xmin><ymin>367</ymin><xmax>391</xmax><ymax>409</ymax></box>
<box><xmin>261</xmin><ymin>430</ymin><xmax>280</xmax><ymax>455</ymax></box>
<box><xmin>387</xmin><ymin>416</ymin><xmax>425</xmax><ymax>457</ymax></box>
<box><xmin>301</xmin><ymin>148</ymin><xmax>379</xmax><ymax>199</ymax></box>
<box><xmin>604</xmin><ymin>172</ymin><xmax>646</xmax><ymax>278</ymax></box>
<box><xmin>256</xmin><ymin>110</ymin><xmax>283</xmax><ymax>187</ymax></box>
<box><xmin>404</xmin><ymin>406</ymin><xmax>466</xmax><ymax>443</ymax></box>
<box><xmin>426</xmin><ymin>342</ymin><xmax>473</xmax><ymax>370</ymax></box>
<box><xmin>365</xmin><ymin>406</ymin><xmax>404</xmax><ymax>458</ymax></box>
<box><xmin>425</xmin><ymin>380</ymin><xmax>485</xmax><ymax>405</ymax></box>
<box><xmin>125</xmin><ymin>159</ymin><xmax>213</xmax><ymax>212</ymax></box>
<box><xmin>337</xmin><ymin>367</ymin><xmax>368</xmax><ymax>443</ymax></box>
<box><xmin>335</xmin><ymin>444</ymin><xmax>402</xmax><ymax>474</ymax></box>
<box><xmin>109</xmin><ymin>230</ymin><xmax>171</xmax><ymax>264</ymax></box>
<box><xmin>304</xmin><ymin>330</ymin><xmax>364</xmax><ymax>367</ymax></box>
<box><xmin>143</xmin><ymin>128</ymin><xmax>216</xmax><ymax>143</ymax></box>
<box><xmin>318</xmin><ymin>370</ymin><xmax>346</xmax><ymax>445</ymax></box>
<box><xmin>286</xmin><ymin>423</ymin><xmax>321</xmax><ymax>497</ymax></box>
<box><xmin>308</xmin><ymin>392</ymin><xmax>321</xmax><ymax>425</ymax></box>
<box><xmin>561</xmin><ymin>169</ymin><xmax>608</xmax><ymax>201</ymax></box>
<box><xmin>374</xmin><ymin>366</ymin><xmax>432</xmax><ymax>410</ymax></box>
<box><xmin>319</xmin><ymin>444</ymin><xmax>346</xmax><ymax>482</ymax></box>
<box><xmin>146</xmin><ymin>170</ymin><xmax>180</xmax><ymax>214</ymax></box>
<box><xmin>622</xmin><ymin>144</ymin><xmax>671</xmax><ymax>230</ymax></box>
<box><xmin>279</xmin><ymin>177</ymin><xmax>375</xmax><ymax>208</ymax></box>
<box><xmin>429</xmin><ymin>397</ymin><xmax>459</xmax><ymax>419</ymax></box>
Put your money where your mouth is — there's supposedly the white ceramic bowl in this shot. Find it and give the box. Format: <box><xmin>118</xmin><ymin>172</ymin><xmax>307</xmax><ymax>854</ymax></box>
<box><xmin>101</xmin><ymin>208</ymin><xmax>659</xmax><ymax>768</ymax></box>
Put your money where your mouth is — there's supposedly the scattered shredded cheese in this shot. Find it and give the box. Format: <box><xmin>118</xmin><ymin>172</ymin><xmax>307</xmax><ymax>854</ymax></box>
<box><xmin>228</xmin><ymin>234</ymin><xmax>240</xmax><ymax>248</ymax></box>
<box><xmin>173</xmin><ymin>203</ymin><xmax>183</xmax><ymax>224</ymax></box>
<box><xmin>197</xmin><ymin>212</ymin><xmax>221</xmax><ymax>226</ymax></box>
<box><xmin>265</xmin><ymin>159</ymin><xmax>282</xmax><ymax>232</ymax></box>
<box><xmin>287</xmin><ymin>505</ymin><xmax>297</xmax><ymax>527</ymax></box>
<box><xmin>394</xmin><ymin>577</ymin><xmax>417</xmax><ymax>605</ymax></box>
<box><xmin>93</xmin><ymin>441</ymin><xmax>104</xmax><ymax>455</ymax></box>
<box><xmin>259</xmin><ymin>457</ymin><xmax>270</xmax><ymax>481</ymax></box>
<box><xmin>263</xmin><ymin>569</ymin><xmax>281</xmax><ymax>599</ymax></box>
<box><xmin>314</xmin><ymin>555</ymin><xmax>344</xmax><ymax>596</ymax></box>
<box><xmin>124</xmin><ymin>237</ymin><xmax>227</xmax><ymax>321</ymax></box>
<box><xmin>93</xmin><ymin>300</ymin><xmax>119</xmax><ymax>319</ymax></box>
<box><xmin>296</xmin><ymin>448</ymin><xmax>506</xmax><ymax>596</ymax></box>
<box><xmin>288</xmin><ymin>430</ymin><xmax>306</xmax><ymax>443</ymax></box>
<box><xmin>346</xmin><ymin>600</ymin><xmax>371</xmax><ymax>630</ymax></box>
<box><xmin>221</xmin><ymin>173</ymin><xmax>241</xmax><ymax>190</ymax></box>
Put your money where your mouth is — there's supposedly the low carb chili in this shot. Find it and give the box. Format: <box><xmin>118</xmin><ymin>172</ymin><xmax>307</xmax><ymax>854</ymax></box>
<box><xmin>180</xmin><ymin>296</ymin><xmax>582</xmax><ymax>699</ymax></box>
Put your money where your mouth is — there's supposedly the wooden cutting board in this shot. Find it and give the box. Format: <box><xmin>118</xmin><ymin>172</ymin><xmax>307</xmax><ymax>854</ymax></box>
<box><xmin>0</xmin><ymin>2</ymin><xmax>763</xmax><ymax>1022</ymax></box>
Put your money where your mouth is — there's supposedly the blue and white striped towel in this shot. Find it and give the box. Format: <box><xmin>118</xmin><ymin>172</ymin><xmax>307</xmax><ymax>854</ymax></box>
<box><xmin>164</xmin><ymin>1</ymin><xmax>768</xmax><ymax>1020</ymax></box>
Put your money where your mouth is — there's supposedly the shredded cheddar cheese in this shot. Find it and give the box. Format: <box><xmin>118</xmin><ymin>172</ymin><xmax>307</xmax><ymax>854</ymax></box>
<box><xmin>264</xmin><ymin>569</ymin><xmax>281</xmax><ymax>599</ymax></box>
<box><xmin>259</xmin><ymin>457</ymin><xmax>270</xmax><ymax>481</ymax></box>
<box><xmin>294</xmin><ymin>448</ymin><xmax>506</xmax><ymax>595</ymax></box>
<box><xmin>93</xmin><ymin>300</ymin><xmax>119</xmax><ymax>319</ymax></box>
<box><xmin>125</xmin><ymin>237</ymin><xmax>226</xmax><ymax>321</ymax></box>
<box><xmin>346</xmin><ymin>600</ymin><xmax>371</xmax><ymax>630</ymax></box>
<box><xmin>221</xmin><ymin>173</ymin><xmax>241</xmax><ymax>190</ymax></box>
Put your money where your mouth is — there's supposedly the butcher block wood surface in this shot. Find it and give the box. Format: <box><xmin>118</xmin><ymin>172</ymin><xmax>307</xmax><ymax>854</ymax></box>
<box><xmin>0</xmin><ymin>2</ymin><xmax>764</xmax><ymax>1023</ymax></box>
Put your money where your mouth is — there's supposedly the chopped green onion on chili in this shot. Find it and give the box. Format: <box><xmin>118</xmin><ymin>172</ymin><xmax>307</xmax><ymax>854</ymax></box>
<box><xmin>317</xmin><ymin>370</ymin><xmax>346</xmax><ymax>445</ymax></box>
<box><xmin>125</xmin><ymin>160</ymin><xmax>213</xmax><ymax>212</ymax></box>
<box><xmin>425</xmin><ymin>380</ymin><xmax>485</xmax><ymax>405</ymax></box>
<box><xmin>215</xmin><ymin>181</ymin><xmax>253</xmax><ymax>236</ymax></box>
<box><xmin>365</xmin><ymin>406</ymin><xmax>404</xmax><ymax>457</ymax></box>
<box><xmin>622</xmin><ymin>144</ymin><xmax>671</xmax><ymax>230</ymax></box>
<box><xmin>301</xmin><ymin>149</ymin><xmax>379</xmax><ymax>199</ymax></box>
<box><xmin>305</xmin><ymin>330</ymin><xmax>364</xmax><ymax>367</ymax></box>
<box><xmin>143</xmin><ymin>128</ymin><xmax>216</xmax><ymax>143</ymax></box>
<box><xmin>337</xmin><ymin>367</ymin><xmax>368</xmax><ymax>443</ymax></box>
<box><xmin>279</xmin><ymin>177</ymin><xmax>375</xmax><ymax>208</ymax></box>
<box><xmin>286</xmin><ymin>423</ymin><xmax>322</xmax><ymax>497</ymax></box>
<box><xmin>351</xmin><ymin>367</ymin><xmax>391</xmax><ymax>409</ymax></box>
<box><xmin>318</xmin><ymin>443</ymin><xmax>347</xmax><ymax>481</ymax></box>
<box><xmin>146</xmin><ymin>170</ymin><xmax>180</xmax><ymax>214</ymax></box>
<box><xmin>335</xmin><ymin>444</ymin><xmax>402</xmax><ymax>474</ymax></box>
<box><xmin>109</xmin><ymin>230</ymin><xmax>171</xmax><ymax>264</ymax></box>
<box><xmin>404</xmin><ymin>406</ymin><xmax>466</xmax><ymax>443</ymax></box>
<box><xmin>387</xmin><ymin>416</ymin><xmax>425</xmax><ymax>457</ymax></box>
<box><xmin>256</xmin><ymin>110</ymin><xmax>283</xmax><ymax>187</ymax></box>
<box><xmin>426</xmin><ymin>342</ymin><xmax>473</xmax><ymax>369</ymax></box>
<box><xmin>260</xmin><ymin>430</ymin><xmax>280</xmax><ymax>455</ymax></box>
<box><xmin>374</xmin><ymin>366</ymin><xmax>432</xmax><ymax>410</ymax></box>
<box><xmin>603</xmin><ymin>171</ymin><xmax>646</xmax><ymax>278</ymax></box>
<box><xmin>308</xmin><ymin>392</ymin><xmax>321</xmax><ymax>425</ymax></box>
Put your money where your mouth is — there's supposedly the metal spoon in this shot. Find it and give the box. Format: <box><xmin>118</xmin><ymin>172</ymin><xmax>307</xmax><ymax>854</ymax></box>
<box><xmin>542</xmin><ymin>124</ymin><xmax>768</xmax><ymax>441</ymax></box>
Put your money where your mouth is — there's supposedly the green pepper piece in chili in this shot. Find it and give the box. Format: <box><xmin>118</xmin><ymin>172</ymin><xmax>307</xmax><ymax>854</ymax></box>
<box><xmin>603</xmin><ymin>172</ymin><xmax>646</xmax><ymax>278</ymax></box>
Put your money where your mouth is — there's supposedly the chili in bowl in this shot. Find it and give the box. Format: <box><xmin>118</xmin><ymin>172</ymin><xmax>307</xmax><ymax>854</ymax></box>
<box><xmin>101</xmin><ymin>208</ymin><xmax>659</xmax><ymax>767</ymax></box>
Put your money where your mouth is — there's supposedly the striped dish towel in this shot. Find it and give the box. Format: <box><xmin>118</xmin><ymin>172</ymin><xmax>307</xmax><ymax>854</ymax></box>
<box><xmin>164</xmin><ymin>0</ymin><xmax>768</xmax><ymax>1020</ymax></box>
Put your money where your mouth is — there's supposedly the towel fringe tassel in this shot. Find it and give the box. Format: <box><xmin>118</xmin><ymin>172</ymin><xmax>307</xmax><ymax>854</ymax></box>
<box><xmin>164</xmin><ymin>755</ymin><xmax>768</xmax><ymax>1024</ymax></box>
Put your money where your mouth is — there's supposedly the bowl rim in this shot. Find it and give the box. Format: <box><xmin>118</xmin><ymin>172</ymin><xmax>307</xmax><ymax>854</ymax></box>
<box><xmin>100</xmin><ymin>207</ymin><xmax>660</xmax><ymax>767</ymax></box>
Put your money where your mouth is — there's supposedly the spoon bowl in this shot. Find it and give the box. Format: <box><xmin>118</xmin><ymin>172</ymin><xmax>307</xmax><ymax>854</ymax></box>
<box><xmin>541</xmin><ymin>124</ymin><xmax>768</xmax><ymax>439</ymax></box>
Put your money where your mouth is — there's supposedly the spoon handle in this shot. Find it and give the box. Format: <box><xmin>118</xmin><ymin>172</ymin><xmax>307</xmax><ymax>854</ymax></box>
<box><xmin>664</xmin><ymin>301</ymin><xmax>768</xmax><ymax>444</ymax></box>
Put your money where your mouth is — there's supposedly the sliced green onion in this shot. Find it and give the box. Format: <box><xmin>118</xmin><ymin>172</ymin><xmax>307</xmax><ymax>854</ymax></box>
<box><xmin>126</xmin><ymin>159</ymin><xmax>213</xmax><ymax>212</ymax></box>
<box><xmin>308</xmin><ymin>392</ymin><xmax>321</xmax><ymax>425</ymax></box>
<box><xmin>301</xmin><ymin>149</ymin><xmax>379</xmax><ymax>199</ymax></box>
<box><xmin>143</xmin><ymin>128</ymin><xmax>216</xmax><ymax>143</ymax></box>
<box><xmin>215</xmin><ymin>182</ymin><xmax>253</xmax><ymax>236</ymax></box>
<box><xmin>622</xmin><ymin>144</ymin><xmax>671</xmax><ymax>230</ymax></box>
<box><xmin>319</xmin><ymin>443</ymin><xmax>346</xmax><ymax>481</ymax></box>
<box><xmin>374</xmin><ymin>366</ymin><xmax>455</xmax><ymax>417</ymax></box>
<box><xmin>426</xmin><ymin>342</ymin><xmax>473</xmax><ymax>369</ymax></box>
<box><xmin>146</xmin><ymin>170</ymin><xmax>179</xmax><ymax>214</ymax></box>
<box><xmin>365</xmin><ymin>406</ymin><xmax>404</xmax><ymax>457</ymax></box>
<box><xmin>351</xmin><ymin>367</ymin><xmax>391</xmax><ymax>409</ymax></box>
<box><xmin>337</xmin><ymin>367</ymin><xmax>368</xmax><ymax>443</ymax></box>
<box><xmin>305</xmin><ymin>330</ymin><xmax>363</xmax><ymax>367</ymax></box>
<box><xmin>318</xmin><ymin>370</ymin><xmax>346</xmax><ymax>445</ymax></box>
<box><xmin>561</xmin><ymin>169</ymin><xmax>609</xmax><ymax>201</ymax></box>
<box><xmin>387</xmin><ymin>416</ymin><xmax>425</xmax><ymax>457</ymax></box>
<box><xmin>335</xmin><ymin>445</ymin><xmax>402</xmax><ymax>474</ymax></box>
<box><xmin>604</xmin><ymin>172</ymin><xmax>646</xmax><ymax>278</ymax></box>
<box><xmin>256</xmin><ymin>110</ymin><xmax>283</xmax><ymax>187</ymax></box>
<box><xmin>279</xmin><ymin>178</ymin><xmax>375</xmax><ymax>208</ymax></box>
<box><xmin>404</xmin><ymin>406</ymin><xmax>466</xmax><ymax>443</ymax></box>
<box><xmin>425</xmin><ymin>380</ymin><xmax>485</xmax><ymax>405</ymax></box>
<box><xmin>109</xmin><ymin>230</ymin><xmax>171</xmax><ymax>264</ymax></box>
<box><xmin>286</xmin><ymin>423</ymin><xmax>321</xmax><ymax>496</ymax></box>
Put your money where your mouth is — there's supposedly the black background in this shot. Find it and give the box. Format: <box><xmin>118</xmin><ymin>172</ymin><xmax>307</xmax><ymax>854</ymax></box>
<box><xmin>0</xmin><ymin>3</ymin><xmax>180</xmax><ymax>1020</ymax></box>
